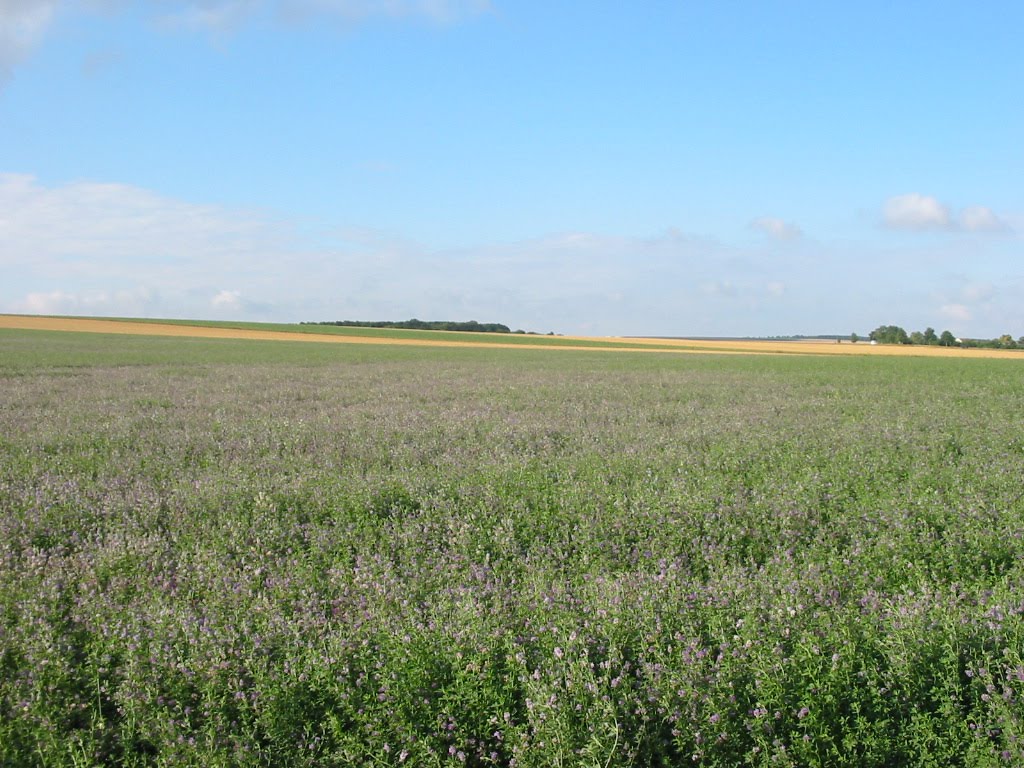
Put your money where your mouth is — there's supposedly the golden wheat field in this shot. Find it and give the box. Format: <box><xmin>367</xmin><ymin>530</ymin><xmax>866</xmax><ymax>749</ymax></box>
<box><xmin>598</xmin><ymin>334</ymin><xmax>1024</xmax><ymax>358</ymax></box>
<box><xmin>1</xmin><ymin>314</ymin><xmax>1021</xmax><ymax>358</ymax></box>
<box><xmin>0</xmin><ymin>315</ymin><xmax>529</xmax><ymax>350</ymax></box>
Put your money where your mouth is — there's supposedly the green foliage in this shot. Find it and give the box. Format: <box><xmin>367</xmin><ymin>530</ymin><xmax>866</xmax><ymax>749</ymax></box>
<box><xmin>961</xmin><ymin>334</ymin><xmax>1019</xmax><ymax>350</ymax></box>
<box><xmin>869</xmin><ymin>325</ymin><xmax>910</xmax><ymax>344</ymax></box>
<box><xmin>865</xmin><ymin>323</ymin><xmax>1023</xmax><ymax>350</ymax></box>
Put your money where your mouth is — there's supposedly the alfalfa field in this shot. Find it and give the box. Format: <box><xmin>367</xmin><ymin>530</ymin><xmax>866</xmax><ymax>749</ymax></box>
<box><xmin>1</xmin><ymin>319</ymin><xmax>1023</xmax><ymax>767</ymax></box>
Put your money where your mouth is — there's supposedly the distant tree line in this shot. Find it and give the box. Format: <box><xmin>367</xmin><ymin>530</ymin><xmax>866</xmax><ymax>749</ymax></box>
<box><xmin>303</xmin><ymin>319</ymin><xmax>514</xmax><ymax>333</ymax></box>
<box><xmin>857</xmin><ymin>325</ymin><xmax>1024</xmax><ymax>349</ymax></box>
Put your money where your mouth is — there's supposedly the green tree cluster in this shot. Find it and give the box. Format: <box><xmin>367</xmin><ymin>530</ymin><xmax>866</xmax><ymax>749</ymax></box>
<box><xmin>866</xmin><ymin>325</ymin><xmax>1021</xmax><ymax>349</ymax></box>
<box><xmin>868</xmin><ymin>325</ymin><xmax>911</xmax><ymax>344</ymax></box>
<box><xmin>959</xmin><ymin>333</ymin><xmax>1022</xmax><ymax>350</ymax></box>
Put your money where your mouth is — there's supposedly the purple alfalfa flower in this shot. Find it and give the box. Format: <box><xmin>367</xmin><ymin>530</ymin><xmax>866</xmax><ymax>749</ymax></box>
<box><xmin>797</xmin><ymin>706</ymin><xmax>810</xmax><ymax>719</ymax></box>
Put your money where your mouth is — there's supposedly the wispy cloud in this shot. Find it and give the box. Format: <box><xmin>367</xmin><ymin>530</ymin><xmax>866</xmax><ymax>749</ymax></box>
<box><xmin>961</xmin><ymin>281</ymin><xmax>995</xmax><ymax>303</ymax></box>
<box><xmin>162</xmin><ymin>1</ymin><xmax>265</xmax><ymax>33</ymax></box>
<box><xmin>280</xmin><ymin>0</ymin><xmax>492</xmax><ymax>24</ymax></box>
<box><xmin>960</xmin><ymin>205</ymin><xmax>1008</xmax><ymax>233</ymax></box>
<box><xmin>940</xmin><ymin>303</ymin><xmax>971</xmax><ymax>322</ymax></box>
<box><xmin>926</xmin><ymin>278</ymin><xmax>1008</xmax><ymax>335</ymax></box>
<box><xmin>1</xmin><ymin>0</ymin><xmax>491</xmax><ymax>77</ymax></box>
<box><xmin>700</xmin><ymin>280</ymin><xmax>737</xmax><ymax>297</ymax></box>
<box><xmin>158</xmin><ymin>0</ymin><xmax>494</xmax><ymax>33</ymax></box>
<box><xmin>751</xmin><ymin>216</ymin><xmax>802</xmax><ymax>241</ymax></box>
<box><xmin>0</xmin><ymin>0</ymin><xmax>59</xmax><ymax>84</ymax></box>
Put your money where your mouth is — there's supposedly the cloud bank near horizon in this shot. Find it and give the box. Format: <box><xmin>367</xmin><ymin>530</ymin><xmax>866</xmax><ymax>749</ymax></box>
<box><xmin>3</xmin><ymin>173</ymin><xmax>1021</xmax><ymax>338</ymax></box>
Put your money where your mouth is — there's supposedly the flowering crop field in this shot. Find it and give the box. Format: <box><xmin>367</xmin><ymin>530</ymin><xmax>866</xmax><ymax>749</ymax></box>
<box><xmin>2</xmin><ymin>327</ymin><xmax>1024</xmax><ymax>767</ymax></box>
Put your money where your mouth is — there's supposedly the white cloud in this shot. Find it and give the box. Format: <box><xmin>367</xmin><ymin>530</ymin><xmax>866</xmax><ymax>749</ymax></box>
<box><xmin>751</xmin><ymin>216</ymin><xmax>802</xmax><ymax>240</ymax></box>
<box><xmin>882</xmin><ymin>194</ymin><xmax>1012</xmax><ymax>234</ymax></box>
<box><xmin>960</xmin><ymin>205</ymin><xmax>1008</xmax><ymax>233</ymax></box>
<box><xmin>212</xmin><ymin>288</ymin><xmax>242</xmax><ymax>309</ymax></box>
<box><xmin>0</xmin><ymin>172</ymin><xmax>280</xmax><ymax>274</ymax></box>
<box><xmin>882</xmin><ymin>193</ymin><xmax>953</xmax><ymax>231</ymax></box>
<box><xmin>9</xmin><ymin>286</ymin><xmax>159</xmax><ymax>316</ymax></box>
<box><xmin>0</xmin><ymin>173</ymin><xmax>293</xmax><ymax>319</ymax></box>
<box><xmin>11</xmin><ymin>289</ymin><xmax>82</xmax><ymax>315</ymax></box>
<box><xmin>766</xmin><ymin>281</ymin><xmax>785</xmax><ymax>297</ymax></box>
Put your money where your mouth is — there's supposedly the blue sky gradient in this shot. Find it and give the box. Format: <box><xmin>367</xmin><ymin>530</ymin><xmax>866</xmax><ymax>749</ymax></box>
<box><xmin>2</xmin><ymin>1</ymin><xmax>1021</xmax><ymax>336</ymax></box>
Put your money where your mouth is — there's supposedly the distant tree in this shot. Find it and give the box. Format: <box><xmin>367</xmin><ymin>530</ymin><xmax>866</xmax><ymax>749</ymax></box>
<box><xmin>850</xmin><ymin>332</ymin><xmax>859</xmax><ymax>344</ymax></box>
<box><xmin>998</xmin><ymin>334</ymin><xmax>1016</xmax><ymax>349</ymax></box>
<box><xmin>923</xmin><ymin>327</ymin><xmax>938</xmax><ymax>345</ymax></box>
<box><xmin>869</xmin><ymin>325</ymin><xmax>910</xmax><ymax>344</ymax></box>
<box><xmin>910</xmin><ymin>331</ymin><xmax>925</xmax><ymax>345</ymax></box>
<box><xmin>939</xmin><ymin>330</ymin><xmax>957</xmax><ymax>347</ymax></box>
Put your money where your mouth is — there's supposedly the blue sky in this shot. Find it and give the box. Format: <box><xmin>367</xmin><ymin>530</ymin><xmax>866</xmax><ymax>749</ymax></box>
<box><xmin>2</xmin><ymin>1</ymin><xmax>1021</xmax><ymax>337</ymax></box>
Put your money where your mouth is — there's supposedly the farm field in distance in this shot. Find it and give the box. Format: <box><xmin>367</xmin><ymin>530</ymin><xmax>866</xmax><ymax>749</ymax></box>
<box><xmin>3</xmin><ymin>314</ymin><xmax>1023</xmax><ymax>359</ymax></box>
<box><xmin>2</xmin><ymin>321</ymin><xmax>1024</xmax><ymax>766</ymax></box>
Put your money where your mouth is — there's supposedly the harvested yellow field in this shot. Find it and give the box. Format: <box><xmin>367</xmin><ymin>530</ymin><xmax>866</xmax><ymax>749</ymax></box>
<box><xmin>1</xmin><ymin>315</ymin><xmax>674</xmax><ymax>354</ymax></box>
<box><xmin>0</xmin><ymin>315</ymin><xmax>538</xmax><ymax>350</ymax></box>
<box><xmin>599</xmin><ymin>335</ymin><xmax>1024</xmax><ymax>359</ymax></box>
<box><xmin>1</xmin><ymin>315</ymin><xmax>1021</xmax><ymax>359</ymax></box>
